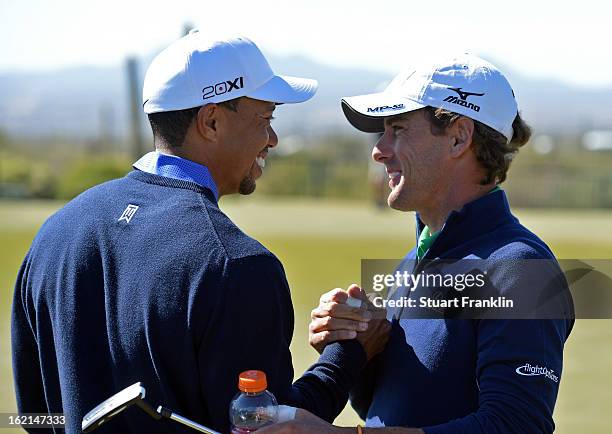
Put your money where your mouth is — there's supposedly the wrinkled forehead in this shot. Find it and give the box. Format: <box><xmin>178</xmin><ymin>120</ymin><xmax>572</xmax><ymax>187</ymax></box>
<box><xmin>383</xmin><ymin>110</ymin><xmax>421</xmax><ymax>126</ymax></box>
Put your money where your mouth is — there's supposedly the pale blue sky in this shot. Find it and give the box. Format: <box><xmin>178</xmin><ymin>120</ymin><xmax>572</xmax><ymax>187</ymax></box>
<box><xmin>2</xmin><ymin>0</ymin><xmax>611</xmax><ymax>87</ymax></box>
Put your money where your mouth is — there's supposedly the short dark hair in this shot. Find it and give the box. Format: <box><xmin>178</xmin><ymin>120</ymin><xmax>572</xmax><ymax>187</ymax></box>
<box><xmin>147</xmin><ymin>98</ymin><xmax>241</xmax><ymax>148</ymax></box>
<box><xmin>423</xmin><ymin>106</ymin><xmax>532</xmax><ymax>185</ymax></box>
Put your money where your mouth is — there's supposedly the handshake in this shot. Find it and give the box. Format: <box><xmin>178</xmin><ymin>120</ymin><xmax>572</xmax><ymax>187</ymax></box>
<box><xmin>257</xmin><ymin>286</ymin><xmax>424</xmax><ymax>434</ymax></box>
<box><xmin>309</xmin><ymin>284</ymin><xmax>392</xmax><ymax>362</ymax></box>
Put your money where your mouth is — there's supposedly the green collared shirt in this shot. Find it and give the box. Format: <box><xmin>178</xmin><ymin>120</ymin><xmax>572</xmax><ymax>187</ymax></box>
<box><xmin>416</xmin><ymin>186</ymin><xmax>501</xmax><ymax>261</ymax></box>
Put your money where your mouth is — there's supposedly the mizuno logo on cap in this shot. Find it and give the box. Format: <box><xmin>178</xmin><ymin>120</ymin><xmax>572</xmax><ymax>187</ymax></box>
<box><xmin>367</xmin><ymin>104</ymin><xmax>405</xmax><ymax>113</ymax></box>
<box><xmin>443</xmin><ymin>87</ymin><xmax>484</xmax><ymax>113</ymax></box>
<box><xmin>202</xmin><ymin>76</ymin><xmax>244</xmax><ymax>100</ymax></box>
<box><xmin>448</xmin><ymin>87</ymin><xmax>485</xmax><ymax>100</ymax></box>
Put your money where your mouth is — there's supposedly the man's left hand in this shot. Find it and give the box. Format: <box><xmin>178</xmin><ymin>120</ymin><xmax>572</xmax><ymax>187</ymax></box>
<box><xmin>310</xmin><ymin>284</ymin><xmax>390</xmax><ymax>360</ymax></box>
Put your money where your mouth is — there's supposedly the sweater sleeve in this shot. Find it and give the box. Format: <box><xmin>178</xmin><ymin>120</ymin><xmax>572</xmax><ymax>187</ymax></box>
<box><xmin>423</xmin><ymin>319</ymin><xmax>571</xmax><ymax>434</ymax></box>
<box><xmin>196</xmin><ymin>254</ymin><xmax>365</xmax><ymax>432</ymax></box>
<box><xmin>11</xmin><ymin>252</ymin><xmax>48</xmax><ymax>416</ymax></box>
<box><xmin>422</xmin><ymin>256</ymin><xmax>574</xmax><ymax>434</ymax></box>
<box><xmin>348</xmin><ymin>351</ymin><xmax>384</xmax><ymax>420</ymax></box>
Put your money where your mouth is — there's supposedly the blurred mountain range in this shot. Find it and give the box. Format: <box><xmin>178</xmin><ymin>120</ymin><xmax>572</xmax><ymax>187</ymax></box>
<box><xmin>1</xmin><ymin>52</ymin><xmax>611</xmax><ymax>144</ymax></box>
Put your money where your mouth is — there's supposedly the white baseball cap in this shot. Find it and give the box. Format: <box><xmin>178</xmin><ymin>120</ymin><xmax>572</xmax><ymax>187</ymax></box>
<box><xmin>341</xmin><ymin>53</ymin><xmax>518</xmax><ymax>142</ymax></box>
<box><xmin>143</xmin><ymin>30</ymin><xmax>318</xmax><ymax>113</ymax></box>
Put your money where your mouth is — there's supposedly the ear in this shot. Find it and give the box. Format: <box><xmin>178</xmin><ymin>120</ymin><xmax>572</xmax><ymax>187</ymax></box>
<box><xmin>449</xmin><ymin>117</ymin><xmax>474</xmax><ymax>158</ymax></box>
<box><xmin>195</xmin><ymin>104</ymin><xmax>219</xmax><ymax>142</ymax></box>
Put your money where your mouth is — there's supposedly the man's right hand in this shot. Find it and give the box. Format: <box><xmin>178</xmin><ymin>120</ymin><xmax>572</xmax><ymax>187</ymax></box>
<box><xmin>309</xmin><ymin>284</ymin><xmax>391</xmax><ymax>361</ymax></box>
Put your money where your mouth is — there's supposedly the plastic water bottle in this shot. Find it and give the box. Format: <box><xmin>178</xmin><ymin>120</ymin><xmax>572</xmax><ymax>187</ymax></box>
<box><xmin>229</xmin><ymin>370</ymin><xmax>278</xmax><ymax>433</ymax></box>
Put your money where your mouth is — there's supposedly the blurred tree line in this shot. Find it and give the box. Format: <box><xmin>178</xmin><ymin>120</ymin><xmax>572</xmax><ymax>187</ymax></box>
<box><xmin>1</xmin><ymin>130</ymin><xmax>612</xmax><ymax>209</ymax></box>
<box><xmin>0</xmin><ymin>131</ymin><xmax>130</xmax><ymax>200</ymax></box>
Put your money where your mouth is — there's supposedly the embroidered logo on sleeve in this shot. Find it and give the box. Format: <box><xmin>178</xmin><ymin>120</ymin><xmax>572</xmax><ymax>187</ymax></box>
<box><xmin>515</xmin><ymin>363</ymin><xmax>559</xmax><ymax>383</ymax></box>
<box><xmin>118</xmin><ymin>204</ymin><xmax>139</xmax><ymax>223</ymax></box>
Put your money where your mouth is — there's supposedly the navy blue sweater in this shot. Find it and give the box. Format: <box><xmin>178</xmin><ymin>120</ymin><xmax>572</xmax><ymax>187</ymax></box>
<box><xmin>12</xmin><ymin>170</ymin><xmax>365</xmax><ymax>433</ymax></box>
<box><xmin>350</xmin><ymin>190</ymin><xmax>574</xmax><ymax>433</ymax></box>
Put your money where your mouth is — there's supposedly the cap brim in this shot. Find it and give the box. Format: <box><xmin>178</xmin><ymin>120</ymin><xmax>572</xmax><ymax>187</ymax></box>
<box><xmin>247</xmin><ymin>74</ymin><xmax>318</xmax><ymax>104</ymax></box>
<box><xmin>341</xmin><ymin>92</ymin><xmax>425</xmax><ymax>133</ymax></box>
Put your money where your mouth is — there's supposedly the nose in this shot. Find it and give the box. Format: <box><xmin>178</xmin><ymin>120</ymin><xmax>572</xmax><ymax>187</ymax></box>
<box><xmin>372</xmin><ymin>128</ymin><xmax>393</xmax><ymax>163</ymax></box>
<box><xmin>267</xmin><ymin>125</ymin><xmax>278</xmax><ymax>148</ymax></box>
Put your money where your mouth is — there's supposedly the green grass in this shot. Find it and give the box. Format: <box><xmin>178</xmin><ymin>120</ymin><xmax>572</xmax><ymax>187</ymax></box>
<box><xmin>1</xmin><ymin>198</ymin><xmax>612</xmax><ymax>433</ymax></box>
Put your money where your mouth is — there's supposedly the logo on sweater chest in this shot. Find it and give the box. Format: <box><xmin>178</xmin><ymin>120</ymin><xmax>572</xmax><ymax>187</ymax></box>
<box><xmin>118</xmin><ymin>204</ymin><xmax>139</xmax><ymax>223</ymax></box>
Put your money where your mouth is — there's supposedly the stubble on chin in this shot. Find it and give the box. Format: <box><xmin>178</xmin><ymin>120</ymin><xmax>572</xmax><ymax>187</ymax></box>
<box><xmin>238</xmin><ymin>175</ymin><xmax>256</xmax><ymax>195</ymax></box>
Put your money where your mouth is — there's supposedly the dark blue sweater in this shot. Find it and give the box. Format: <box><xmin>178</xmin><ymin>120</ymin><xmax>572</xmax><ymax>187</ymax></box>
<box><xmin>350</xmin><ymin>190</ymin><xmax>574</xmax><ymax>433</ymax></box>
<box><xmin>12</xmin><ymin>170</ymin><xmax>365</xmax><ymax>433</ymax></box>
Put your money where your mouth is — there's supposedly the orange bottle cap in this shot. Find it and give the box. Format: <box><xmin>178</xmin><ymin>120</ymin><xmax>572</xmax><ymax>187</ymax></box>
<box><xmin>238</xmin><ymin>370</ymin><xmax>267</xmax><ymax>393</ymax></box>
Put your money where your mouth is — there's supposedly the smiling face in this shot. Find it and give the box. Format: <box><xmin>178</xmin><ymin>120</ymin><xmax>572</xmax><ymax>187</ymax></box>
<box><xmin>372</xmin><ymin>109</ymin><xmax>454</xmax><ymax>212</ymax></box>
<box><xmin>213</xmin><ymin>98</ymin><xmax>277</xmax><ymax>196</ymax></box>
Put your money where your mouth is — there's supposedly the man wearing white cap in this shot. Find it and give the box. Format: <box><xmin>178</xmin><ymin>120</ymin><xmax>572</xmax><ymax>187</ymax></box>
<box><xmin>264</xmin><ymin>54</ymin><xmax>573</xmax><ymax>433</ymax></box>
<box><xmin>12</xmin><ymin>31</ymin><xmax>387</xmax><ymax>433</ymax></box>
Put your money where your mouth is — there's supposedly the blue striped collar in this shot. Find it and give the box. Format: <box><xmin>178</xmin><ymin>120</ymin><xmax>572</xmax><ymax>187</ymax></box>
<box><xmin>133</xmin><ymin>151</ymin><xmax>219</xmax><ymax>201</ymax></box>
